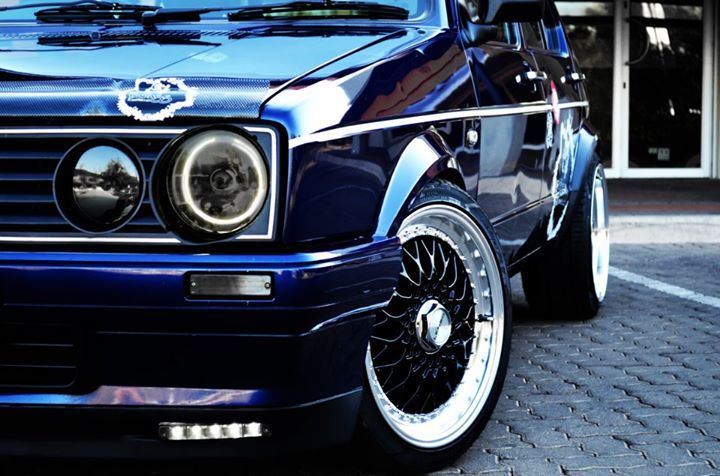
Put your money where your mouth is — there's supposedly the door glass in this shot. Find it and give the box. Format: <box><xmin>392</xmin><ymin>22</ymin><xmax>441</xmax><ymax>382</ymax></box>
<box><xmin>556</xmin><ymin>1</ymin><xmax>615</xmax><ymax>169</ymax></box>
<box><xmin>521</xmin><ymin>22</ymin><xmax>546</xmax><ymax>49</ymax></box>
<box><xmin>628</xmin><ymin>1</ymin><xmax>703</xmax><ymax>168</ymax></box>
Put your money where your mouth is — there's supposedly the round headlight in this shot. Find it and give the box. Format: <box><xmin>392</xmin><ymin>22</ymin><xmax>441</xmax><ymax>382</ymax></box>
<box><xmin>55</xmin><ymin>139</ymin><xmax>144</xmax><ymax>234</ymax></box>
<box><xmin>167</xmin><ymin>130</ymin><xmax>268</xmax><ymax>235</ymax></box>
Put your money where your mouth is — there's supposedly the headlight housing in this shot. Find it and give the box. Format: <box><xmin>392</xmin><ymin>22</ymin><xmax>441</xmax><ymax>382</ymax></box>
<box><xmin>164</xmin><ymin>129</ymin><xmax>269</xmax><ymax>237</ymax></box>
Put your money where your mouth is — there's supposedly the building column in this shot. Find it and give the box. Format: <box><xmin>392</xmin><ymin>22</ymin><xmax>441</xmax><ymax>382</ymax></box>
<box><xmin>715</xmin><ymin>2</ymin><xmax>720</xmax><ymax>178</ymax></box>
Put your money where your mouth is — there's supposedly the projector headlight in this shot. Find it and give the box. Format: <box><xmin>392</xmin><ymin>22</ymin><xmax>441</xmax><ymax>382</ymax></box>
<box><xmin>166</xmin><ymin>130</ymin><xmax>268</xmax><ymax>236</ymax></box>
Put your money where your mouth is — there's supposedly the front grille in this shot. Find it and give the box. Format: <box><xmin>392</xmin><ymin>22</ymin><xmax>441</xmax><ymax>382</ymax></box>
<box><xmin>0</xmin><ymin>321</ymin><xmax>79</xmax><ymax>391</ymax></box>
<box><xmin>0</xmin><ymin>132</ymin><xmax>174</xmax><ymax>239</ymax></box>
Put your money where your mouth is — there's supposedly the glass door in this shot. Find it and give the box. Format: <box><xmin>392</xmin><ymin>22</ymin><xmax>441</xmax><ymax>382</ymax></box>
<box><xmin>557</xmin><ymin>0</ymin><xmax>715</xmax><ymax>178</ymax></box>
<box><xmin>627</xmin><ymin>0</ymin><xmax>706</xmax><ymax>174</ymax></box>
<box><xmin>556</xmin><ymin>1</ymin><xmax>616</xmax><ymax>174</ymax></box>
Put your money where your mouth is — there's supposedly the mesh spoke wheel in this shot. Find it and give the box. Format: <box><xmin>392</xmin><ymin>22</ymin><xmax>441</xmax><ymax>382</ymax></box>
<box><xmin>365</xmin><ymin>204</ymin><xmax>506</xmax><ymax>449</ymax></box>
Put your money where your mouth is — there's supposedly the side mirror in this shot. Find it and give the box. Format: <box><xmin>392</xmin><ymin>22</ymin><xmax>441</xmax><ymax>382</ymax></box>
<box><xmin>483</xmin><ymin>0</ymin><xmax>545</xmax><ymax>24</ymax></box>
<box><xmin>458</xmin><ymin>0</ymin><xmax>498</xmax><ymax>45</ymax></box>
<box><xmin>458</xmin><ymin>0</ymin><xmax>544</xmax><ymax>46</ymax></box>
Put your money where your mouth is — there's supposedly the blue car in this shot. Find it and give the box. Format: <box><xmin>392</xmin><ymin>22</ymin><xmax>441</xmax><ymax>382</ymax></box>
<box><xmin>0</xmin><ymin>0</ymin><xmax>610</xmax><ymax>470</ymax></box>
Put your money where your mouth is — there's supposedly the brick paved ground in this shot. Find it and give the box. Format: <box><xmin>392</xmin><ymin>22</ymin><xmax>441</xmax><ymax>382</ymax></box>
<box><xmin>447</xmin><ymin>243</ymin><xmax>720</xmax><ymax>475</ymax></box>
<box><xmin>3</xmin><ymin>244</ymin><xmax>719</xmax><ymax>475</ymax></box>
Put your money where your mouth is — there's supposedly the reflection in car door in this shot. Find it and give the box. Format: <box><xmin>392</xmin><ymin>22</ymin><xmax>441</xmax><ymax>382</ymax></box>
<box><xmin>528</xmin><ymin>1</ymin><xmax>588</xmax><ymax>241</ymax></box>
<box><xmin>463</xmin><ymin>23</ymin><xmax>549</xmax><ymax>266</ymax></box>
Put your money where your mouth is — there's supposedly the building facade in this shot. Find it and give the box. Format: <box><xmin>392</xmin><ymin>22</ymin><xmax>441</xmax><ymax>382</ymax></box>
<box><xmin>557</xmin><ymin>0</ymin><xmax>718</xmax><ymax>179</ymax></box>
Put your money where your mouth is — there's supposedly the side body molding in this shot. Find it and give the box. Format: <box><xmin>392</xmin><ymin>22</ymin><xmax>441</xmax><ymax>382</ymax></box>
<box><xmin>374</xmin><ymin>130</ymin><xmax>462</xmax><ymax>238</ymax></box>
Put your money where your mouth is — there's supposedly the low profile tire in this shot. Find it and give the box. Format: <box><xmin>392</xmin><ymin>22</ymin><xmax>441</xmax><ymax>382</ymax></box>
<box><xmin>357</xmin><ymin>180</ymin><xmax>512</xmax><ymax>472</ymax></box>
<box><xmin>521</xmin><ymin>160</ymin><xmax>610</xmax><ymax>320</ymax></box>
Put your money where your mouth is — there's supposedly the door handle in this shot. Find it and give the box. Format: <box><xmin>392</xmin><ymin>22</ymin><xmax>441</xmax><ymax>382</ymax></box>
<box><xmin>562</xmin><ymin>72</ymin><xmax>586</xmax><ymax>84</ymax></box>
<box><xmin>515</xmin><ymin>70</ymin><xmax>548</xmax><ymax>85</ymax></box>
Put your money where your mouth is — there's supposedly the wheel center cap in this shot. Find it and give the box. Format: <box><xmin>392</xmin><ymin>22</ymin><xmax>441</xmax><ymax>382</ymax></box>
<box><xmin>415</xmin><ymin>299</ymin><xmax>452</xmax><ymax>353</ymax></box>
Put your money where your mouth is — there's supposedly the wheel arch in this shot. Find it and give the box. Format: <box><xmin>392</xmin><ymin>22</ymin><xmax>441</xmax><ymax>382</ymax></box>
<box><xmin>548</xmin><ymin>121</ymin><xmax>600</xmax><ymax>243</ymax></box>
<box><xmin>373</xmin><ymin>130</ymin><xmax>466</xmax><ymax>238</ymax></box>
<box><xmin>570</xmin><ymin>122</ymin><xmax>600</xmax><ymax>196</ymax></box>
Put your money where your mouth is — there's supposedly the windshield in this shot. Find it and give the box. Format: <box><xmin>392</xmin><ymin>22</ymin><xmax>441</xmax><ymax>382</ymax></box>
<box><xmin>0</xmin><ymin>0</ymin><xmax>441</xmax><ymax>22</ymax></box>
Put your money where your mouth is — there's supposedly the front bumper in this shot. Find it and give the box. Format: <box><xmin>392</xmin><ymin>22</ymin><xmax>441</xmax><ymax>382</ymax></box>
<box><xmin>0</xmin><ymin>391</ymin><xmax>362</xmax><ymax>458</ymax></box>
<box><xmin>0</xmin><ymin>237</ymin><xmax>401</xmax><ymax>456</ymax></box>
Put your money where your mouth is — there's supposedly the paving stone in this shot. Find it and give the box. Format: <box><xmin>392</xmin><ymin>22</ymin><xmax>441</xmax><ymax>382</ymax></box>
<box><xmin>501</xmin><ymin>459</ymin><xmax>562</xmax><ymax>476</ymax></box>
<box><xmin>454</xmin><ymin>450</ymin><xmax>502</xmax><ymax>473</ymax></box>
<box><xmin>510</xmin><ymin>428</ymin><xmax>571</xmax><ymax>447</ymax></box>
<box><xmin>696</xmin><ymin>422</ymin><xmax>720</xmax><ymax>439</ymax></box>
<box><xmin>479</xmin><ymin>420</ymin><xmax>512</xmax><ymax>439</ymax></box>
<box><xmin>576</xmin><ymin>409</ymin><xmax>633</xmax><ymax>427</ymax></box>
<box><xmin>634</xmin><ymin>443</ymin><xmax>702</xmax><ymax>466</ymax></box>
<box><xmin>617</xmin><ymin>430</ymin><xmax>713</xmax><ymax>446</ymax></box>
<box><xmin>632</xmin><ymin>415</ymin><xmax>692</xmax><ymax>433</ymax></box>
<box><xmin>557</xmin><ymin>454</ymin><xmax>649</xmax><ymax>471</ymax></box>
<box><xmin>528</xmin><ymin>403</ymin><xmax>574</xmax><ymax>419</ymax></box>
<box><xmin>572</xmin><ymin>436</ymin><xmax>638</xmax><ymax>457</ymax></box>
<box><xmin>626</xmin><ymin>391</ymin><xmax>694</xmax><ymax>409</ymax></box>
<box><xmin>474</xmin><ymin>435</ymin><xmax>532</xmax><ymax>450</ymax></box>
<box><xmin>556</xmin><ymin>421</ymin><xmax>651</xmax><ymax>438</ymax></box>
<box><xmin>566</xmin><ymin>470</ymin><xmax>623</xmax><ymax>476</ymax></box>
<box><xmin>489</xmin><ymin>445</ymin><xmax>586</xmax><ymax>461</ymax></box>
<box><xmin>615</xmin><ymin>463</ymin><xmax>716</xmax><ymax>476</ymax></box>
<box><xmin>680</xmin><ymin>440</ymin><xmax>720</xmax><ymax>455</ymax></box>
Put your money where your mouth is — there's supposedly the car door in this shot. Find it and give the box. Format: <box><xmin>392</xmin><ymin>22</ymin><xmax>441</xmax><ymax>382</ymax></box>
<box><xmin>527</xmin><ymin>0</ymin><xmax>588</xmax><ymax>241</ymax></box>
<box><xmin>461</xmin><ymin>17</ymin><xmax>549</xmax><ymax>265</ymax></box>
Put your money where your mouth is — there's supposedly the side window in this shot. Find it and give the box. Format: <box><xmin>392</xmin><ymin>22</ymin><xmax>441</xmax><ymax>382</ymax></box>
<box><xmin>521</xmin><ymin>22</ymin><xmax>545</xmax><ymax>50</ymax></box>
<box><xmin>493</xmin><ymin>23</ymin><xmax>515</xmax><ymax>45</ymax></box>
<box><xmin>542</xmin><ymin>2</ymin><xmax>570</xmax><ymax>54</ymax></box>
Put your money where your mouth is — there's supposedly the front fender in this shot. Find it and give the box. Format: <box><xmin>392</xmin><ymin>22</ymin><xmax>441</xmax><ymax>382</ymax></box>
<box><xmin>373</xmin><ymin>130</ymin><xmax>463</xmax><ymax>238</ymax></box>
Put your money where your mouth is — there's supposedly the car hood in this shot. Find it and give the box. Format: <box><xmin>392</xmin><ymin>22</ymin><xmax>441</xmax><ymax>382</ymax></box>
<box><xmin>0</xmin><ymin>24</ymin><xmax>426</xmax><ymax>123</ymax></box>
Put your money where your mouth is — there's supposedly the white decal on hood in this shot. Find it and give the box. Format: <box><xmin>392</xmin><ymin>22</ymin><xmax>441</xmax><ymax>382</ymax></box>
<box><xmin>118</xmin><ymin>78</ymin><xmax>198</xmax><ymax>122</ymax></box>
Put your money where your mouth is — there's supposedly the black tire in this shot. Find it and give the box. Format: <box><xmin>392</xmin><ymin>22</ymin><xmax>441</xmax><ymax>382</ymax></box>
<box><xmin>355</xmin><ymin>180</ymin><xmax>513</xmax><ymax>473</ymax></box>
<box><xmin>521</xmin><ymin>159</ymin><xmax>609</xmax><ymax>320</ymax></box>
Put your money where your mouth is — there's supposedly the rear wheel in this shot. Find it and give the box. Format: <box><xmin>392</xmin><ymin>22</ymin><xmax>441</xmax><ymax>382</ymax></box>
<box><xmin>358</xmin><ymin>181</ymin><xmax>512</xmax><ymax>472</ymax></box>
<box><xmin>522</xmin><ymin>162</ymin><xmax>610</xmax><ymax>320</ymax></box>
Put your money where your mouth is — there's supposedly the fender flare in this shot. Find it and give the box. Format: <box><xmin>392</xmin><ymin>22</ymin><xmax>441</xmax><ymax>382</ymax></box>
<box><xmin>549</xmin><ymin>121</ymin><xmax>599</xmax><ymax>241</ymax></box>
<box><xmin>544</xmin><ymin>121</ymin><xmax>599</xmax><ymax>242</ymax></box>
<box><xmin>373</xmin><ymin>130</ymin><xmax>463</xmax><ymax>238</ymax></box>
<box><xmin>569</xmin><ymin>122</ymin><xmax>599</xmax><ymax>195</ymax></box>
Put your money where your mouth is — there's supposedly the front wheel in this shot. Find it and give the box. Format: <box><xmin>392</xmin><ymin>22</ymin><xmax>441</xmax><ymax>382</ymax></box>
<box><xmin>357</xmin><ymin>181</ymin><xmax>512</xmax><ymax>472</ymax></box>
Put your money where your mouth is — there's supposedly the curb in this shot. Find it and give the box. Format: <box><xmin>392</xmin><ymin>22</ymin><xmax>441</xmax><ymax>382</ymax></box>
<box><xmin>610</xmin><ymin>214</ymin><xmax>720</xmax><ymax>244</ymax></box>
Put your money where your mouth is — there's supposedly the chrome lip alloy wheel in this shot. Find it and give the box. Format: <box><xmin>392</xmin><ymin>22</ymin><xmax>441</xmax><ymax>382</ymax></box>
<box><xmin>590</xmin><ymin>165</ymin><xmax>610</xmax><ymax>302</ymax></box>
<box><xmin>366</xmin><ymin>204</ymin><xmax>505</xmax><ymax>449</ymax></box>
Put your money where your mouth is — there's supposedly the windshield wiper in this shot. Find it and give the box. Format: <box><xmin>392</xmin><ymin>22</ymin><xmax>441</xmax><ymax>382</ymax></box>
<box><xmin>228</xmin><ymin>1</ymin><xmax>409</xmax><ymax>21</ymax></box>
<box><xmin>32</xmin><ymin>1</ymin><xmax>157</xmax><ymax>23</ymax></box>
<box><xmin>10</xmin><ymin>0</ymin><xmax>407</xmax><ymax>25</ymax></box>
<box><xmin>30</xmin><ymin>1</ymin><xmax>227</xmax><ymax>26</ymax></box>
<box><xmin>38</xmin><ymin>31</ymin><xmax>221</xmax><ymax>47</ymax></box>
<box><xmin>139</xmin><ymin>8</ymin><xmax>227</xmax><ymax>27</ymax></box>
<box><xmin>0</xmin><ymin>0</ymin><xmax>138</xmax><ymax>12</ymax></box>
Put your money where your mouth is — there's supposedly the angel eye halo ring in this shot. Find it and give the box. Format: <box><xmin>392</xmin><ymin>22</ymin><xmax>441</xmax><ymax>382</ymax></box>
<box><xmin>162</xmin><ymin>128</ymin><xmax>269</xmax><ymax>237</ymax></box>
